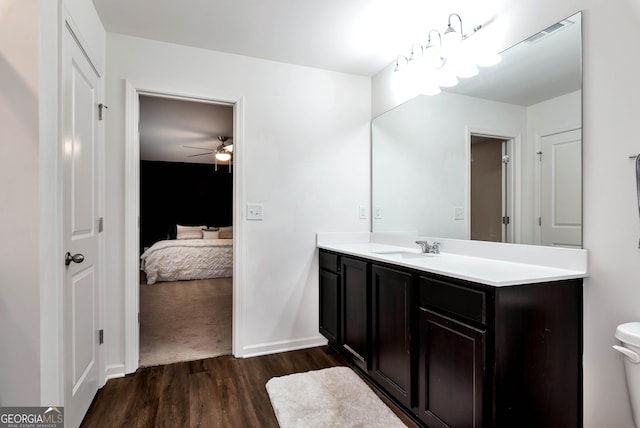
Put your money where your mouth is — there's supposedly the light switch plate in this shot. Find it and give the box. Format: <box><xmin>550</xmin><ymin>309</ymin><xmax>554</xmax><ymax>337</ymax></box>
<box><xmin>454</xmin><ymin>206</ymin><xmax>465</xmax><ymax>220</ymax></box>
<box><xmin>359</xmin><ymin>205</ymin><xmax>367</xmax><ymax>219</ymax></box>
<box><xmin>374</xmin><ymin>206</ymin><xmax>382</xmax><ymax>219</ymax></box>
<box><xmin>247</xmin><ymin>204</ymin><xmax>263</xmax><ymax>221</ymax></box>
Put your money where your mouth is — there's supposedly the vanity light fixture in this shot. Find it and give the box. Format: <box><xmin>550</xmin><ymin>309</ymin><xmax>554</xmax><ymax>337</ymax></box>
<box><xmin>443</xmin><ymin>14</ymin><xmax>480</xmax><ymax>78</ymax></box>
<box><xmin>392</xmin><ymin>12</ymin><xmax>494</xmax><ymax>95</ymax></box>
<box><xmin>423</xmin><ymin>29</ymin><xmax>446</xmax><ymax>69</ymax></box>
<box><xmin>444</xmin><ymin>13</ymin><xmax>482</xmax><ymax>41</ymax></box>
<box><xmin>394</xmin><ymin>55</ymin><xmax>409</xmax><ymax>72</ymax></box>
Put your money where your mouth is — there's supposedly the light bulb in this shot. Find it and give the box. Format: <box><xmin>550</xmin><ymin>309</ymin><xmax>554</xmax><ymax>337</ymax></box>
<box><xmin>456</xmin><ymin>61</ymin><xmax>479</xmax><ymax>78</ymax></box>
<box><xmin>476</xmin><ymin>52</ymin><xmax>502</xmax><ymax>67</ymax></box>
<box><xmin>436</xmin><ymin>66</ymin><xmax>459</xmax><ymax>88</ymax></box>
<box><xmin>421</xmin><ymin>82</ymin><xmax>441</xmax><ymax>96</ymax></box>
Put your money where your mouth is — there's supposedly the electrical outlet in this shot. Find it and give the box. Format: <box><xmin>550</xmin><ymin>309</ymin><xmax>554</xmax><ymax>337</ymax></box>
<box><xmin>247</xmin><ymin>204</ymin><xmax>263</xmax><ymax>220</ymax></box>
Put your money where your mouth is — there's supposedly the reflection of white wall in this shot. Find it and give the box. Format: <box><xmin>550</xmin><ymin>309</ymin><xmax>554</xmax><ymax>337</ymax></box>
<box><xmin>372</xmin><ymin>92</ymin><xmax>526</xmax><ymax>238</ymax></box>
<box><xmin>523</xmin><ymin>90</ymin><xmax>582</xmax><ymax>244</ymax></box>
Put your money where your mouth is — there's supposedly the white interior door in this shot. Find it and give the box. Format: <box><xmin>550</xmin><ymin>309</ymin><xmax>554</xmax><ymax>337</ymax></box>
<box><xmin>540</xmin><ymin>129</ymin><xmax>582</xmax><ymax>247</ymax></box>
<box><xmin>63</xmin><ymin>25</ymin><xmax>101</xmax><ymax>428</ymax></box>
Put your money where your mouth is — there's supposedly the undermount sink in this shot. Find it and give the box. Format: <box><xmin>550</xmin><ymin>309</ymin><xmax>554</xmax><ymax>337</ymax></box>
<box><xmin>372</xmin><ymin>250</ymin><xmax>439</xmax><ymax>259</ymax></box>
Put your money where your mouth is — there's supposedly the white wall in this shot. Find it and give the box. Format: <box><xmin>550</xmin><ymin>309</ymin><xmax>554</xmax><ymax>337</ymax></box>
<box><xmin>372</xmin><ymin>92</ymin><xmax>526</xmax><ymax>238</ymax></box>
<box><xmin>0</xmin><ymin>0</ymin><xmax>40</xmax><ymax>406</ymax></box>
<box><xmin>104</xmin><ymin>34</ymin><xmax>370</xmax><ymax>366</ymax></box>
<box><xmin>372</xmin><ymin>1</ymin><xmax>640</xmax><ymax>426</ymax></box>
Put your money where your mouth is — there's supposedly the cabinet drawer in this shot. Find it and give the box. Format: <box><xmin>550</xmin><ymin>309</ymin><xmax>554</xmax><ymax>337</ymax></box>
<box><xmin>319</xmin><ymin>251</ymin><xmax>340</xmax><ymax>273</ymax></box>
<box><xmin>420</xmin><ymin>276</ymin><xmax>486</xmax><ymax>325</ymax></box>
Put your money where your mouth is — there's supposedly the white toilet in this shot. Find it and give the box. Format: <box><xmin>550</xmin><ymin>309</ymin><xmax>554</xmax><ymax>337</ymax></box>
<box><xmin>614</xmin><ymin>322</ymin><xmax>640</xmax><ymax>427</ymax></box>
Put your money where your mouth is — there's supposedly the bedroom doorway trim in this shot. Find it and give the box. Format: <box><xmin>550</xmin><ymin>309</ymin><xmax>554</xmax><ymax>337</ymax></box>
<box><xmin>124</xmin><ymin>81</ymin><xmax>244</xmax><ymax>373</ymax></box>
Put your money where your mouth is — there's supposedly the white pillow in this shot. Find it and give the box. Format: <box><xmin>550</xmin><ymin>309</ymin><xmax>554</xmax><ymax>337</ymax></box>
<box><xmin>202</xmin><ymin>229</ymin><xmax>220</xmax><ymax>239</ymax></box>
<box><xmin>218</xmin><ymin>226</ymin><xmax>233</xmax><ymax>239</ymax></box>
<box><xmin>176</xmin><ymin>225</ymin><xmax>205</xmax><ymax>240</ymax></box>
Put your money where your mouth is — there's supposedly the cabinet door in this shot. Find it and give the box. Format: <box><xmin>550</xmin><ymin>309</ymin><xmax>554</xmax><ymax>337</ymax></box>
<box><xmin>371</xmin><ymin>265</ymin><xmax>413</xmax><ymax>409</ymax></box>
<box><xmin>341</xmin><ymin>257</ymin><xmax>369</xmax><ymax>369</ymax></box>
<box><xmin>419</xmin><ymin>309</ymin><xmax>485</xmax><ymax>428</ymax></box>
<box><xmin>319</xmin><ymin>268</ymin><xmax>340</xmax><ymax>344</ymax></box>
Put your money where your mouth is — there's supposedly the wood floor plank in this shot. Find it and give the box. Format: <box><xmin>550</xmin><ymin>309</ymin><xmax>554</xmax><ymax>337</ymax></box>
<box><xmin>81</xmin><ymin>346</ymin><xmax>418</xmax><ymax>428</ymax></box>
<box><xmin>155</xmin><ymin>362</ymin><xmax>190</xmax><ymax>428</ymax></box>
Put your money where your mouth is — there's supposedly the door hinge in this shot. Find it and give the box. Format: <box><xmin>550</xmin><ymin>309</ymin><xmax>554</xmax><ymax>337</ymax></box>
<box><xmin>537</xmin><ymin>151</ymin><xmax>543</xmax><ymax>161</ymax></box>
<box><xmin>502</xmin><ymin>216</ymin><xmax>510</xmax><ymax>225</ymax></box>
<box><xmin>502</xmin><ymin>155</ymin><xmax>510</xmax><ymax>164</ymax></box>
<box><xmin>98</xmin><ymin>103</ymin><xmax>108</xmax><ymax>120</ymax></box>
<box><xmin>99</xmin><ymin>329</ymin><xmax>104</xmax><ymax>345</ymax></box>
<box><xmin>98</xmin><ymin>217</ymin><xmax>104</xmax><ymax>233</ymax></box>
<box><xmin>539</xmin><ymin>217</ymin><xmax>542</xmax><ymax>226</ymax></box>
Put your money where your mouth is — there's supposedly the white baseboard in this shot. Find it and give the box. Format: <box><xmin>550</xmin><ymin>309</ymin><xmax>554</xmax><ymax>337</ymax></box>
<box><xmin>240</xmin><ymin>336</ymin><xmax>328</xmax><ymax>358</ymax></box>
<box><xmin>104</xmin><ymin>364</ymin><xmax>125</xmax><ymax>383</ymax></box>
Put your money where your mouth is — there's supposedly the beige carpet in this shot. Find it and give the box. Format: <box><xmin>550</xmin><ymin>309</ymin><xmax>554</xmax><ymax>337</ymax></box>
<box><xmin>266</xmin><ymin>367</ymin><xmax>406</xmax><ymax>428</ymax></box>
<box><xmin>139</xmin><ymin>276</ymin><xmax>232</xmax><ymax>367</ymax></box>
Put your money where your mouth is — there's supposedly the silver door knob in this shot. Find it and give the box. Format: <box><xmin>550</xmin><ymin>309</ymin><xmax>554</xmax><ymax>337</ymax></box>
<box><xmin>65</xmin><ymin>252</ymin><xmax>85</xmax><ymax>266</ymax></box>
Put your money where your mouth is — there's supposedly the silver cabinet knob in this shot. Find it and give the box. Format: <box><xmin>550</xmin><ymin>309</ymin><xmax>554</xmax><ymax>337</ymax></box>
<box><xmin>65</xmin><ymin>252</ymin><xmax>85</xmax><ymax>266</ymax></box>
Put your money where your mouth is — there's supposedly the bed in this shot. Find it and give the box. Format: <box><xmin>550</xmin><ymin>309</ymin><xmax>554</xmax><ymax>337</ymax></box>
<box><xmin>140</xmin><ymin>238</ymin><xmax>233</xmax><ymax>285</ymax></box>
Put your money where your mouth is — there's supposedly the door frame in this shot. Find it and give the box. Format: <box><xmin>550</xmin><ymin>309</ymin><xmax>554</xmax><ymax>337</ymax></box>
<box><xmin>124</xmin><ymin>82</ymin><xmax>244</xmax><ymax>373</ymax></box>
<box><xmin>465</xmin><ymin>127</ymin><xmax>521</xmax><ymax>243</ymax></box>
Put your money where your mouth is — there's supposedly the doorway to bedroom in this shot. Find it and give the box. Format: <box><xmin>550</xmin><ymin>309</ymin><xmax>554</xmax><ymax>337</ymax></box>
<box><xmin>137</xmin><ymin>94</ymin><xmax>234</xmax><ymax>367</ymax></box>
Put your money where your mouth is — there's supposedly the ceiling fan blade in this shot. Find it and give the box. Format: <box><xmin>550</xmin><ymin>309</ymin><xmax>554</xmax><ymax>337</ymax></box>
<box><xmin>186</xmin><ymin>152</ymin><xmax>213</xmax><ymax>157</ymax></box>
<box><xmin>183</xmin><ymin>145</ymin><xmax>215</xmax><ymax>151</ymax></box>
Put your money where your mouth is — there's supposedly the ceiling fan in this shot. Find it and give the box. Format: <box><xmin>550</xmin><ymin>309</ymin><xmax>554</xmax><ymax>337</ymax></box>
<box><xmin>184</xmin><ymin>135</ymin><xmax>233</xmax><ymax>157</ymax></box>
<box><xmin>183</xmin><ymin>135</ymin><xmax>234</xmax><ymax>171</ymax></box>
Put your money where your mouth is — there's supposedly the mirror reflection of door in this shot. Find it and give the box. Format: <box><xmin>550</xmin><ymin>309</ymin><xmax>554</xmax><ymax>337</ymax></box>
<box><xmin>470</xmin><ymin>135</ymin><xmax>509</xmax><ymax>242</ymax></box>
<box><xmin>539</xmin><ymin>129</ymin><xmax>582</xmax><ymax>247</ymax></box>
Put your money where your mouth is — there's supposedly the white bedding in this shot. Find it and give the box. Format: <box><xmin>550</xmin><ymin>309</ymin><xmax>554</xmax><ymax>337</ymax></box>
<box><xmin>141</xmin><ymin>238</ymin><xmax>232</xmax><ymax>285</ymax></box>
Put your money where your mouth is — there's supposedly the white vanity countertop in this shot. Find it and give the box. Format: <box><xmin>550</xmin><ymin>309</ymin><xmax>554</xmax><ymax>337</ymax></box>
<box><xmin>317</xmin><ymin>235</ymin><xmax>588</xmax><ymax>287</ymax></box>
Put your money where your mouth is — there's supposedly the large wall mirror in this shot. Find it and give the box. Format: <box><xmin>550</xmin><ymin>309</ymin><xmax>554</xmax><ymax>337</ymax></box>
<box><xmin>372</xmin><ymin>12</ymin><xmax>582</xmax><ymax>248</ymax></box>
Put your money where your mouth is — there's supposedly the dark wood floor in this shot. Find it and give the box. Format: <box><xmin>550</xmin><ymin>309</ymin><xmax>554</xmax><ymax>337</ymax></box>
<box><xmin>81</xmin><ymin>346</ymin><xmax>417</xmax><ymax>427</ymax></box>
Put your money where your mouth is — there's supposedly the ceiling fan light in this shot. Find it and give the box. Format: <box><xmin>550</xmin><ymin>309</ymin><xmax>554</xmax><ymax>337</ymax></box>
<box><xmin>223</xmin><ymin>143</ymin><xmax>233</xmax><ymax>153</ymax></box>
<box><xmin>215</xmin><ymin>151</ymin><xmax>231</xmax><ymax>161</ymax></box>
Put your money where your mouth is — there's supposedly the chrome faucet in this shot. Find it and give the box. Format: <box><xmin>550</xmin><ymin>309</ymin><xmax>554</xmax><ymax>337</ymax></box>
<box><xmin>415</xmin><ymin>240</ymin><xmax>441</xmax><ymax>254</ymax></box>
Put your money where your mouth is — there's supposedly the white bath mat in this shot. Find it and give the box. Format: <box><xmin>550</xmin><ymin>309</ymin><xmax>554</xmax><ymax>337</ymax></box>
<box><xmin>265</xmin><ymin>366</ymin><xmax>406</xmax><ymax>427</ymax></box>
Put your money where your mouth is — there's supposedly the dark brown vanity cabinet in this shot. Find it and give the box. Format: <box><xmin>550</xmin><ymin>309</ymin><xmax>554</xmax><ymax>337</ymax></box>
<box><xmin>318</xmin><ymin>249</ymin><xmax>583</xmax><ymax>428</ymax></box>
<box><xmin>371</xmin><ymin>265</ymin><xmax>413</xmax><ymax>409</ymax></box>
<box><xmin>341</xmin><ymin>257</ymin><xmax>369</xmax><ymax>370</ymax></box>
<box><xmin>418</xmin><ymin>274</ymin><xmax>583</xmax><ymax>428</ymax></box>
<box><xmin>418</xmin><ymin>276</ymin><xmax>487</xmax><ymax>428</ymax></box>
<box><xmin>319</xmin><ymin>251</ymin><xmax>370</xmax><ymax>369</ymax></box>
<box><xmin>319</xmin><ymin>251</ymin><xmax>340</xmax><ymax>344</ymax></box>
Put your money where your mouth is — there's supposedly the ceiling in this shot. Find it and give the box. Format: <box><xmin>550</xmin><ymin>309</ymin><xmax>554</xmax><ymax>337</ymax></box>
<box><xmin>91</xmin><ymin>0</ymin><xmax>491</xmax><ymax>77</ymax></box>
<box><xmin>139</xmin><ymin>95</ymin><xmax>233</xmax><ymax>164</ymax></box>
